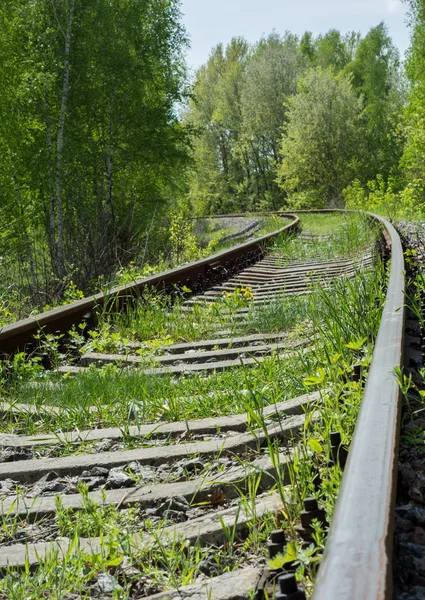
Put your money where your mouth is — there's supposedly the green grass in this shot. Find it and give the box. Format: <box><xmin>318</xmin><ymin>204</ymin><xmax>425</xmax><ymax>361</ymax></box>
<box><xmin>272</xmin><ymin>213</ymin><xmax>379</xmax><ymax>263</ymax></box>
<box><xmin>296</xmin><ymin>213</ymin><xmax>350</xmax><ymax>235</ymax></box>
<box><xmin>81</xmin><ymin>289</ymin><xmax>309</xmax><ymax>351</ymax></box>
<box><xmin>70</xmin><ymin>213</ymin><xmax>378</xmax><ymax>353</ymax></box>
<box><xmin>0</xmin><ymin>500</ymin><xmax>275</xmax><ymax>600</ymax></box>
<box><xmin>0</xmin><ymin>212</ymin><xmax>388</xmax><ymax>598</ymax></box>
<box><xmin>1</xmin><ymin>263</ymin><xmax>384</xmax><ymax>437</ymax></box>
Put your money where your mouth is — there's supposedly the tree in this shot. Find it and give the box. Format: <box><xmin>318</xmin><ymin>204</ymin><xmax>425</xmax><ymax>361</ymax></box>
<box><xmin>186</xmin><ymin>33</ymin><xmax>306</xmax><ymax>213</ymax></box>
<box><xmin>0</xmin><ymin>0</ymin><xmax>190</xmax><ymax>292</ymax></box>
<box><xmin>400</xmin><ymin>0</ymin><xmax>425</xmax><ymax>201</ymax></box>
<box><xmin>277</xmin><ymin>68</ymin><xmax>364</xmax><ymax>208</ymax></box>
<box><xmin>186</xmin><ymin>38</ymin><xmax>249</xmax><ymax>214</ymax></box>
<box><xmin>314</xmin><ymin>29</ymin><xmax>352</xmax><ymax>71</ymax></box>
<box><xmin>239</xmin><ymin>32</ymin><xmax>305</xmax><ymax>208</ymax></box>
<box><xmin>299</xmin><ymin>30</ymin><xmax>360</xmax><ymax>71</ymax></box>
<box><xmin>345</xmin><ymin>23</ymin><xmax>404</xmax><ymax>181</ymax></box>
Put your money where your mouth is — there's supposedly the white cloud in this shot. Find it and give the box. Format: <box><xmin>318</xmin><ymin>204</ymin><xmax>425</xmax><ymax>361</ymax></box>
<box><xmin>387</xmin><ymin>0</ymin><xmax>404</xmax><ymax>13</ymax></box>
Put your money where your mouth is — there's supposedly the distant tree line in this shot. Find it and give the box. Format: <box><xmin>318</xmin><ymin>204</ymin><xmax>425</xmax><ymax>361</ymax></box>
<box><xmin>185</xmin><ymin>25</ymin><xmax>404</xmax><ymax>213</ymax></box>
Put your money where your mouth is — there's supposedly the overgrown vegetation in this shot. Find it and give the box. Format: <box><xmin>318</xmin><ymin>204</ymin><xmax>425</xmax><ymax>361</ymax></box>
<box><xmin>0</xmin><ymin>4</ymin><xmax>422</xmax><ymax>318</ymax></box>
<box><xmin>0</xmin><ymin>0</ymin><xmax>419</xmax><ymax>593</ymax></box>
<box><xmin>186</xmin><ymin>24</ymin><xmax>403</xmax><ymax>214</ymax></box>
<box><xmin>0</xmin><ymin>215</ymin><xmax>386</xmax><ymax>598</ymax></box>
<box><xmin>0</xmin><ymin>215</ymin><xmax>285</xmax><ymax>326</ymax></box>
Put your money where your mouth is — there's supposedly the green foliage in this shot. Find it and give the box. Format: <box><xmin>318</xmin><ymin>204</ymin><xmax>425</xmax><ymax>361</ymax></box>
<box><xmin>314</xmin><ymin>29</ymin><xmax>352</xmax><ymax>71</ymax></box>
<box><xmin>0</xmin><ymin>352</ymin><xmax>44</xmax><ymax>387</ymax></box>
<box><xmin>345</xmin><ymin>23</ymin><xmax>404</xmax><ymax>182</ymax></box>
<box><xmin>277</xmin><ymin>68</ymin><xmax>364</xmax><ymax>208</ymax></box>
<box><xmin>343</xmin><ymin>176</ymin><xmax>399</xmax><ymax>214</ymax></box>
<box><xmin>343</xmin><ymin>175</ymin><xmax>425</xmax><ymax>219</ymax></box>
<box><xmin>187</xmin><ymin>24</ymin><xmax>404</xmax><ymax>214</ymax></box>
<box><xmin>55</xmin><ymin>484</ymin><xmax>138</xmax><ymax>538</ymax></box>
<box><xmin>401</xmin><ymin>0</ymin><xmax>425</xmax><ymax>201</ymax></box>
<box><xmin>0</xmin><ymin>0</ymin><xmax>191</xmax><ymax>297</ymax></box>
<box><xmin>169</xmin><ymin>210</ymin><xmax>200</xmax><ymax>264</ymax></box>
<box><xmin>186</xmin><ymin>33</ymin><xmax>305</xmax><ymax>214</ymax></box>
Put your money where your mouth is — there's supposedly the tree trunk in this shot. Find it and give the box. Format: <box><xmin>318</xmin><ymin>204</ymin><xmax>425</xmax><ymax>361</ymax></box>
<box><xmin>55</xmin><ymin>0</ymin><xmax>75</xmax><ymax>279</ymax></box>
<box><xmin>104</xmin><ymin>109</ymin><xmax>115</xmax><ymax>251</ymax></box>
<box><xmin>44</xmin><ymin>94</ymin><xmax>56</xmax><ymax>267</ymax></box>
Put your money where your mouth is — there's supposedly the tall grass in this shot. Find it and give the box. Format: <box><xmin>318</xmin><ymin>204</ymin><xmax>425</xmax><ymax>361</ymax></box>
<box><xmin>272</xmin><ymin>213</ymin><xmax>380</xmax><ymax>262</ymax></box>
<box><xmin>0</xmin><ymin>216</ymin><xmax>388</xmax><ymax>598</ymax></box>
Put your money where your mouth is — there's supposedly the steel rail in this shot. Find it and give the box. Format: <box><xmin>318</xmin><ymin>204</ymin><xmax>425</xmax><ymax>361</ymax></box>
<box><xmin>206</xmin><ymin>209</ymin><xmax>405</xmax><ymax>597</ymax></box>
<box><xmin>0</xmin><ymin>215</ymin><xmax>299</xmax><ymax>354</ymax></box>
<box><xmin>0</xmin><ymin>209</ymin><xmax>405</xmax><ymax>595</ymax></box>
<box><xmin>312</xmin><ymin>213</ymin><xmax>405</xmax><ymax>600</ymax></box>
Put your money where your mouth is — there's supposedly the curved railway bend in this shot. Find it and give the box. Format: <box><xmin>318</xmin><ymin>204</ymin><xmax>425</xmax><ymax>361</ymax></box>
<box><xmin>0</xmin><ymin>212</ymin><xmax>410</xmax><ymax>599</ymax></box>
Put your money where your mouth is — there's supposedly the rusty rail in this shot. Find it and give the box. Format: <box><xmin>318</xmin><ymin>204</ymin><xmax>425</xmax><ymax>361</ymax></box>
<box><xmin>312</xmin><ymin>214</ymin><xmax>405</xmax><ymax>600</ymax></box>
<box><xmin>0</xmin><ymin>210</ymin><xmax>406</xmax><ymax>595</ymax></box>
<box><xmin>0</xmin><ymin>215</ymin><xmax>299</xmax><ymax>354</ymax></box>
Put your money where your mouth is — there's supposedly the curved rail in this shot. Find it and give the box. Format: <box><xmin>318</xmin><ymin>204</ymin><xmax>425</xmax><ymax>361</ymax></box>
<box><xmin>0</xmin><ymin>210</ymin><xmax>406</xmax><ymax>599</ymax></box>
<box><xmin>312</xmin><ymin>214</ymin><xmax>405</xmax><ymax>599</ymax></box>
<box><xmin>0</xmin><ymin>215</ymin><xmax>299</xmax><ymax>354</ymax></box>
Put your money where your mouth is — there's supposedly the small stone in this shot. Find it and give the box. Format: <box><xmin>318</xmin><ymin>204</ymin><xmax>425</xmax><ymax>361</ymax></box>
<box><xmin>410</xmin><ymin>528</ymin><xmax>425</xmax><ymax>547</ymax></box>
<box><xmin>407</xmin><ymin>506</ymin><xmax>425</xmax><ymax>526</ymax></box>
<box><xmin>17</xmin><ymin>524</ymin><xmax>44</xmax><ymax>542</ymax></box>
<box><xmin>94</xmin><ymin>439</ymin><xmax>114</xmax><ymax>453</ymax></box>
<box><xmin>172</xmin><ymin>458</ymin><xmax>205</xmax><ymax>478</ymax></box>
<box><xmin>92</xmin><ymin>572</ymin><xmax>122</xmax><ymax>594</ymax></box>
<box><xmin>118</xmin><ymin>556</ymin><xmax>140</xmax><ymax>578</ymax></box>
<box><xmin>126</xmin><ymin>462</ymin><xmax>155</xmax><ymax>481</ymax></box>
<box><xmin>396</xmin><ymin>587</ymin><xmax>425</xmax><ymax>600</ymax></box>
<box><xmin>77</xmin><ymin>476</ymin><xmax>105</xmax><ymax>491</ymax></box>
<box><xmin>410</xmin><ymin>483</ymin><xmax>425</xmax><ymax>503</ymax></box>
<box><xmin>396</xmin><ymin>504</ymin><xmax>413</xmax><ymax>517</ymax></box>
<box><xmin>400</xmin><ymin>464</ymin><xmax>417</xmax><ymax>488</ymax></box>
<box><xmin>198</xmin><ymin>557</ymin><xmax>220</xmax><ymax>577</ymax></box>
<box><xmin>29</xmin><ymin>479</ymin><xmax>69</xmax><ymax>497</ymax></box>
<box><xmin>178</xmin><ymin>458</ymin><xmax>205</xmax><ymax>473</ymax></box>
<box><xmin>161</xmin><ymin>509</ymin><xmax>188</xmax><ymax>523</ymax></box>
<box><xmin>397</xmin><ymin>515</ymin><xmax>415</xmax><ymax>532</ymax></box>
<box><xmin>90</xmin><ymin>466</ymin><xmax>109</xmax><ymax>476</ymax></box>
<box><xmin>0</xmin><ymin>447</ymin><xmax>32</xmax><ymax>463</ymax></box>
<box><xmin>39</xmin><ymin>472</ymin><xmax>60</xmax><ymax>483</ymax></box>
<box><xmin>105</xmin><ymin>468</ymin><xmax>133</xmax><ymax>489</ymax></box>
<box><xmin>399</xmin><ymin>542</ymin><xmax>425</xmax><ymax>577</ymax></box>
<box><xmin>153</xmin><ymin>496</ymin><xmax>190</xmax><ymax>521</ymax></box>
<box><xmin>157</xmin><ymin>463</ymin><xmax>169</xmax><ymax>473</ymax></box>
<box><xmin>0</xmin><ymin>478</ymin><xmax>18</xmax><ymax>494</ymax></box>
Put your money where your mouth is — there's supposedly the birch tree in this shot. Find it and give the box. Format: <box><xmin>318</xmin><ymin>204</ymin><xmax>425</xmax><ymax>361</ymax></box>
<box><xmin>277</xmin><ymin>68</ymin><xmax>364</xmax><ymax>208</ymax></box>
<box><xmin>0</xmin><ymin>0</ymin><xmax>190</xmax><ymax>288</ymax></box>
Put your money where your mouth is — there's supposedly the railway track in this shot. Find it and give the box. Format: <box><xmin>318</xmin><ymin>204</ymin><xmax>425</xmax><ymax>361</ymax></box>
<box><xmin>0</xmin><ymin>212</ymin><xmax>406</xmax><ymax>599</ymax></box>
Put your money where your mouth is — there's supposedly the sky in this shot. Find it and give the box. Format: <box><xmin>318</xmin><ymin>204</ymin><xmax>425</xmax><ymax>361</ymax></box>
<box><xmin>180</xmin><ymin>0</ymin><xmax>411</xmax><ymax>72</ymax></box>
